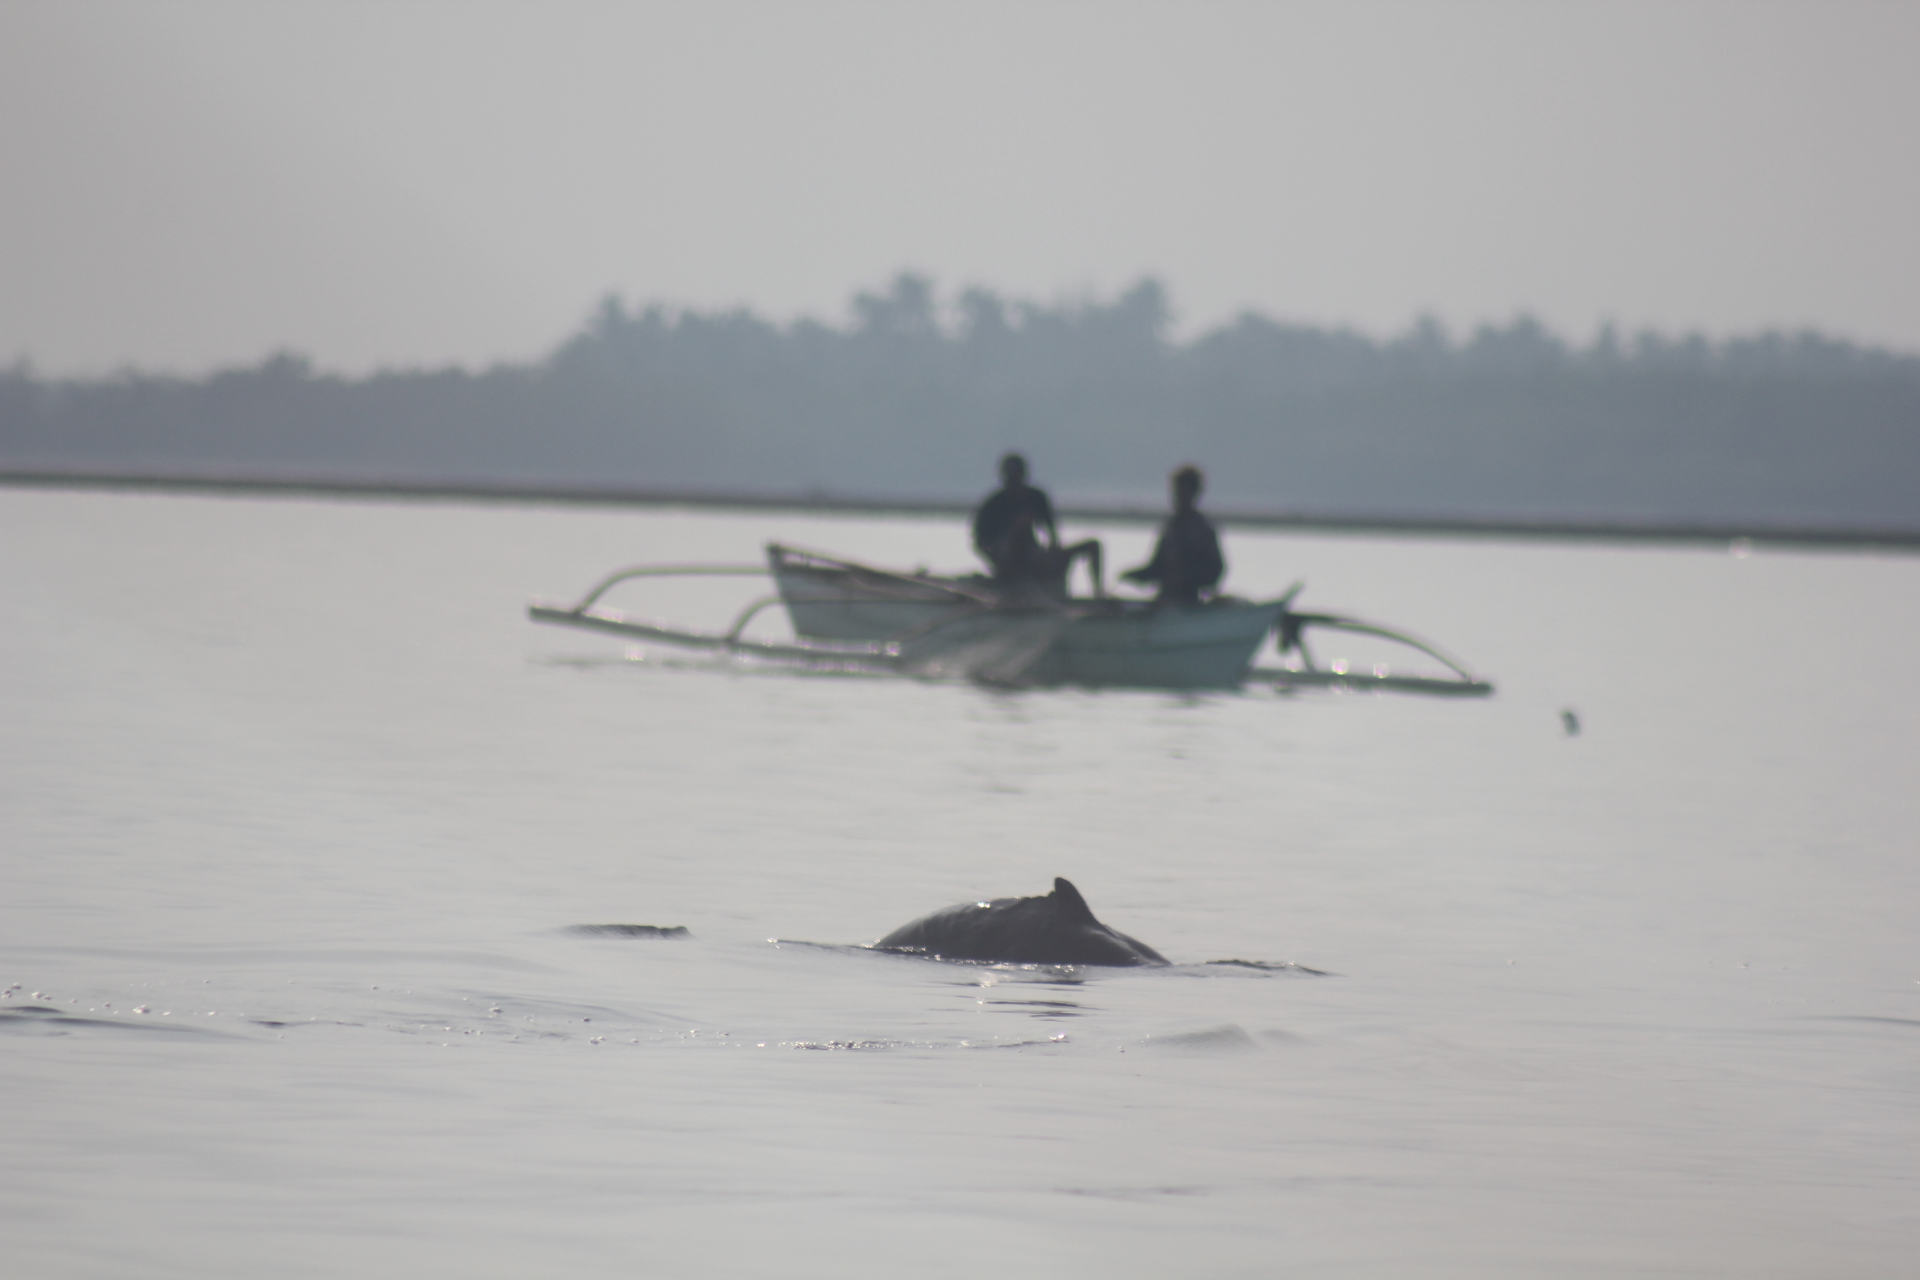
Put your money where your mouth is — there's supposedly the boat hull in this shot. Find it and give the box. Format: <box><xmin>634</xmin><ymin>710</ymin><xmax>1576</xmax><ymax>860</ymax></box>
<box><xmin>880</xmin><ymin>600</ymin><xmax>1284</xmax><ymax>689</ymax></box>
<box><xmin>1030</xmin><ymin>602</ymin><xmax>1286</xmax><ymax>689</ymax></box>
<box><xmin>768</xmin><ymin>545</ymin><xmax>1281</xmax><ymax>689</ymax></box>
<box><xmin>770</xmin><ymin>558</ymin><xmax>971</xmax><ymax>642</ymax></box>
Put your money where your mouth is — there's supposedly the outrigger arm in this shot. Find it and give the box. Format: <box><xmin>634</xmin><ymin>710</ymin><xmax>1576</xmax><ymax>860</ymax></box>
<box><xmin>527</xmin><ymin>559</ymin><xmax>909</xmax><ymax>667</ymax></box>
<box><xmin>1263</xmin><ymin>606</ymin><xmax>1492</xmax><ymax>696</ymax></box>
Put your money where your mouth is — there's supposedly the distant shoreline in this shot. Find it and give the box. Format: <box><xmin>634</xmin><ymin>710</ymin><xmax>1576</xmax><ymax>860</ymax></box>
<box><xmin>5</xmin><ymin>468</ymin><xmax>1917</xmax><ymax>553</ymax></box>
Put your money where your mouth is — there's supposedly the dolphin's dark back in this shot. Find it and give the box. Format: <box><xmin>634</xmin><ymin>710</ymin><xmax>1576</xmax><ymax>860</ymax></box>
<box><xmin>874</xmin><ymin>877</ymin><xmax>1168</xmax><ymax>967</ymax></box>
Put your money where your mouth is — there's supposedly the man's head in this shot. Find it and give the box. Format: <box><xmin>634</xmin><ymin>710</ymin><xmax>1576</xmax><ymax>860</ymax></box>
<box><xmin>1172</xmin><ymin>464</ymin><xmax>1204</xmax><ymax>510</ymax></box>
<box><xmin>999</xmin><ymin>452</ymin><xmax>1029</xmax><ymax>487</ymax></box>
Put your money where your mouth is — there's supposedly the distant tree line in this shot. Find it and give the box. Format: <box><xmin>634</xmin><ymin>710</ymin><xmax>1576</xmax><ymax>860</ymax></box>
<box><xmin>4</xmin><ymin>273</ymin><xmax>1918</xmax><ymax>529</ymax></box>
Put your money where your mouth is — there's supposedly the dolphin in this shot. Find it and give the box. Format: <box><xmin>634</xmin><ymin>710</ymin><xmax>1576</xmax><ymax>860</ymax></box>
<box><xmin>873</xmin><ymin>877</ymin><xmax>1169</xmax><ymax>967</ymax></box>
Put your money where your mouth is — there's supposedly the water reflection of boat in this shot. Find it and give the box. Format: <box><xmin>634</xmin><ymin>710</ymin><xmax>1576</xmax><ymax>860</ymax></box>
<box><xmin>527</xmin><ymin>542</ymin><xmax>1493</xmax><ymax>695</ymax></box>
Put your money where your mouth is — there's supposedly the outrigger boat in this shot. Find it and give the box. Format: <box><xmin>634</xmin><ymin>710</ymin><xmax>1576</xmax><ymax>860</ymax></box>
<box><xmin>527</xmin><ymin>543</ymin><xmax>1493</xmax><ymax>695</ymax></box>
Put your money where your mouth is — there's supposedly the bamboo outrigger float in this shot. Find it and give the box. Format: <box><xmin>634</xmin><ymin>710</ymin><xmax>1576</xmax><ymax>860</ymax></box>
<box><xmin>527</xmin><ymin>543</ymin><xmax>1493</xmax><ymax>695</ymax></box>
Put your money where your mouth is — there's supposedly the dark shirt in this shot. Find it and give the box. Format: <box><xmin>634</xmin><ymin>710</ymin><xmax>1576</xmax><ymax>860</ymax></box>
<box><xmin>1125</xmin><ymin>508</ymin><xmax>1223</xmax><ymax>605</ymax></box>
<box><xmin>972</xmin><ymin>484</ymin><xmax>1057</xmax><ymax>578</ymax></box>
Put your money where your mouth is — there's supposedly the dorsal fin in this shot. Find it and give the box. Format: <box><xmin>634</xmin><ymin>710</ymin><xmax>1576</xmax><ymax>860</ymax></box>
<box><xmin>1051</xmin><ymin>877</ymin><xmax>1096</xmax><ymax>924</ymax></box>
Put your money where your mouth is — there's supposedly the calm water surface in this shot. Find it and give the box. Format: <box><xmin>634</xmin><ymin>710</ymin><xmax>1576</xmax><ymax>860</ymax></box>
<box><xmin>4</xmin><ymin>489</ymin><xmax>1917</xmax><ymax>1277</ymax></box>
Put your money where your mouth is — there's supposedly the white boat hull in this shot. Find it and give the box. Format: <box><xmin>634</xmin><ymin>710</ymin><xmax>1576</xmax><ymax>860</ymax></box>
<box><xmin>768</xmin><ymin>545</ymin><xmax>1282</xmax><ymax>689</ymax></box>
<box><xmin>1031</xmin><ymin>603</ymin><xmax>1287</xmax><ymax>689</ymax></box>
<box><xmin>770</xmin><ymin>556</ymin><xmax>972</xmax><ymax>642</ymax></box>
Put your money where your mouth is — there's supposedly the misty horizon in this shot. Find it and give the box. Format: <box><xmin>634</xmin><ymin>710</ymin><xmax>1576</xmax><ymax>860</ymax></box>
<box><xmin>10</xmin><ymin>274</ymin><xmax>1918</xmax><ymax>384</ymax></box>
<box><xmin>6</xmin><ymin>4</ymin><xmax>1916</xmax><ymax>535</ymax></box>
<box><xmin>7</xmin><ymin>272</ymin><xmax>1917</xmax><ymax>535</ymax></box>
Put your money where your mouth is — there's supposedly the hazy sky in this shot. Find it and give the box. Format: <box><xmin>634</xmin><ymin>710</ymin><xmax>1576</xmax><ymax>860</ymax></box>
<box><xmin>4</xmin><ymin>0</ymin><xmax>1917</xmax><ymax>374</ymax></box>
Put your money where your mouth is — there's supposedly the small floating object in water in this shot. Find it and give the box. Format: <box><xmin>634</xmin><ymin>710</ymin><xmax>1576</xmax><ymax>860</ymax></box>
<box><xmin>569</xmin><ymin>924</ymin><xmax>691</xmax><ymax>939</ymax></box>
<box><xmin>1561</xmin><ymin>708</ymin><xmax>1581</xmax><ymax>736</ymax></box>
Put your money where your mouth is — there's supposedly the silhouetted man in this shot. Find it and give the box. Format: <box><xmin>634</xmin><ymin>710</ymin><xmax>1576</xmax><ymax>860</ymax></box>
<box><xmin>1121</xmin><ymin>464</ymin><xmax>1223</xmax><ymax>606</ymax></box>
<box><xmin>971</xmin><ymin>452</ymin><xmax>1104</xmax><ymax>596</ymax></box>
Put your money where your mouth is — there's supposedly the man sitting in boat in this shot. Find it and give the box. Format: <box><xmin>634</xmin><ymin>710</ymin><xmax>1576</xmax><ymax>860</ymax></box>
<box><xmin>1121</xmin><ymin>464</ymin><xmax>1224</xmax><ymax>606</ymax></box>
<box><xmin>971</xmin><ymin>452</ymin><xmax>1105</xmax><ymax>597</ymax></box>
